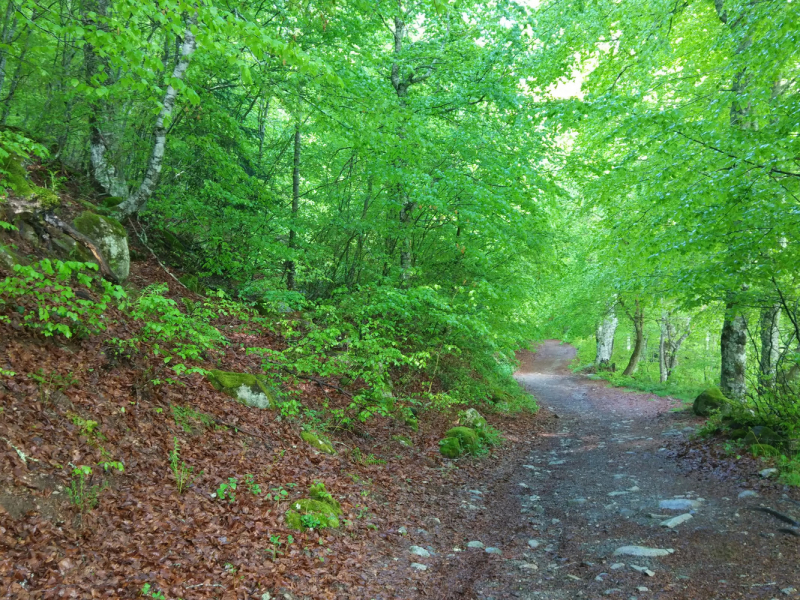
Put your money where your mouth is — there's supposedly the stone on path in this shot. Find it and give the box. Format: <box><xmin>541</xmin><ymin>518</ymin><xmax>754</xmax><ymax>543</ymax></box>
<box><xmin>467</xmin><ymin>541</ymin><xmax>485</xmax><ymax>549</ymax></box>
<box><xmin>411</xmin><ymin>563</ymin><xmax>427</xmax><ymax>571</ymax></box>
<box><xmin>738</xmin><ymin>490</ymin><xmax>759</xmax><ymax>499</ymax></box>
<box><xmin>485</xmin><ymin>547</ymin><xmax>502</xmax><ymax>555</ymax></box>
<box><xmin>613</xmin><ymin>546</ymin><xmax>675</xmax><ymax>557</ymax></box>
<box><xmin>660</xmin><ymin>513</ymin><xmax>693</xmax><ymax>528</ymax></box>
<box><xmin>409</xmin><ymin>546</ymin><xmax>430</xmax><ymax>557</ymax></box>
<box><xmin>760</xmin><ymin>468</ymin><xmax>779</xmax><ymax>478</ymax></box>
<box><xmin>527</xmin><ymin>539</ymin><xmax>540</xmax><ymax>549</ymax></box>
<box><xmin>519</xmin><ymin>562</ymin><xmax>538</xmax><ymax>570</ymax></box>
<box><xmin>659</xmin><ymin>499</ymin><xmax>701</xmax><ymax>511</ymax></box>
<box><xmin>631</xmin><ymin>564</ymin><xmax>655</xmax><ymax>576</ymax></box>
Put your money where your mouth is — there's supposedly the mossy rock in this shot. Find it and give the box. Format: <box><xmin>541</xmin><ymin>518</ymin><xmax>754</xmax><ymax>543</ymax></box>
<box><xmin>439</xmin><ymin>436</ymin><xmax>462</xmax><ymax>459</ymax></box>
<box><xmin>743</xmin><ymin>426</ymin><xmax>784</xmax><ymax>448</ymax></box>
<box><xmin>693</xmin><ymin>387</ymin><xmax>729</xmax><ymax>417</ymax></box>
<box><xmin>285</xmin><ymin>498</ymin><xmax>342</xmax><ymax>530</ymax></box>
<box><xmin>73</xmin><ymin>211</ymin><xmax>130</xmax><ymax>281</ymax></box>
<box><xmin>32</xmin><ymin>186</ymin><xmax>59</xmax><ymax>209</ymax></box>
<box><xmin>445</xmin><ymin>426</ymin><xmax>481</xmax><ymax>454</ymax></box>
<box><xmin>460</xmin><ymin>408</ymin><xmax>488</xmax><ymax>439</ymax></box>
<box><xmin>392</xmin><ymin>434</ymin><xmax>413</xmax><ymax>447</ymax></box>
<box><xmin>0</xmin><ymin>244</ymin><xmax>26</xmax><ymax>270</ymax></box>
<box><xmin>751</xmin><ymin>443</ymin><xmax>780</xmax><ymax>457</ymax></box>
<box><xmin>404</xmin><ymin>415</ymin><xmax>419</xmax><ymax>431</ymax></box>
<box><xmin>300</xmin><ymin>431</ymin><xmax>335</xmax><ymax>455</ymax></box>
<box><xmin>100</xmin><ymin>196</ymin><xmax>125</xmax><ymax>209</ymax></box>
<box><xmin>206</xmin><ymin>370</ymin><xmax>275</xmax><ymax>409</ymax></box>
<box><xmin>309</xmin><ymin>482</ymin><xmax>342</xmax><ymax>512</ymax></box>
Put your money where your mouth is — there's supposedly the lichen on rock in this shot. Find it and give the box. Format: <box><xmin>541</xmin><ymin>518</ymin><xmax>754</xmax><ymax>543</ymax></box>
<box><xmin>206</xmin><ymin>370</ymin><xmax>275</xmax><ymax>409</ymax></box>
<box><xmin>73</xmin><ymin>211</ymin><xmax>130</xmax><ymax>281</ymax></box>
<box><xmin>300</xmin><ymin>431</ymin><xmax>335</xmax><ymax>455</ymax></box>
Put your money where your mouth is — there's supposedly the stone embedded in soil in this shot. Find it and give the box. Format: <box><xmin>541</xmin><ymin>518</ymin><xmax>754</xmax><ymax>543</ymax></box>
<box><xmin>631</xmin><ymin>565</ymin><xmax>655</xmax><ymax>576</ymax></box>
<box><xmin>660</xmin><ymin>513</ymin><xmax>693</xmax><ymax>528</ymax></box>
<box><xmin>527</xmin><ymin>539</ymin><xmax>540</xmax><ymax>549</ymax></box>
<box><xmin>610</xmin><ymin>563</ymin><xmax>625</xmax><ymax>569</ymax></box>
<box><xmin>485</xmin><ymin>547</ymin><xmax>502</xmax><ymax>555</ymax></box>
<box><xmin>409</xmin><ymin>546</ymin><xmax>430</xmax><ymax>557</ymax></box>
<box><xmin>760</xmin><ymin>468</ymin><xmax>779</xmax><ymax>478</ymax></box>
<box><xmin>659</xmin><ymin>499</ymin><xmax>701</xmax><ymax>510</ymax></box>
<box><xmin>608</xmin><ymin>491</ymin><xmax>629</xmax><ymax>497</ymax></box>
<box><xmin>410</xmin><ymin>563</ymin><xmax>428</xmax><ymax>571</ymax></box>
<box><xmin>398</xmin><ymin>526</ymin><xmax>408</xmax><ymax>535</ymax></box>
<box><xmin>519</xmin><ymin>562</ymin><xmax>538</xmax><ymax>570</ymax></box>
<box><xmin>738</xmin><ymin>490</ymin><xmax>759</xmax><ymax>499</ymax></box>
<box><xmin>569</xmin><ymin>498</ymin><xmax>587</xmax><ymax>505</ymax></box>
<box><xmin>467</xmin><ymin>541</ymin><xmax>485</xmax><ymax>549</ymax></box>
<box><xmin>549</xmin><ymin>460</ymin><xmax>566</xmax><ymax>465</ymax></box>
<box><xmin>613</xmin><ymin>546</ymin><xmax>675</xmax><ymax>557</ymax></box>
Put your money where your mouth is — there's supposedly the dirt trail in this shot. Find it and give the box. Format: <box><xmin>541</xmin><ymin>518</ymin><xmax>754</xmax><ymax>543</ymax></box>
<box><xmin>421</xmin><ymin>341</ymin><xmax>800</xmax><ymax>600</ymax></box>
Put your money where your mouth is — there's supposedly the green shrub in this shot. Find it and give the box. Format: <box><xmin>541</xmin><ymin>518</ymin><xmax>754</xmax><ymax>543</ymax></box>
<box><xmin>0</xmin><ymin>259</ymin><xmax>126</xmax><ymax>338</ymax></box>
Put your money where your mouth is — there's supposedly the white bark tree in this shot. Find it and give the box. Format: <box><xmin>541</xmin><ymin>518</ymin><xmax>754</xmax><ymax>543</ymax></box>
<box><xmin>84</xmin><ymin>6</ymin><xmax>199</xmax><ymax>218</ymax></box>
<box><xmin>595</xmin><ymin>310</ymin><xmax>618</xmax><ymax>370</ymax></box>
<box><xmin>658</xmin><ymin>311</ymin><xmax>691</xmax><ymax>383</ymax></box>
<box><xmin>720</xmin><ymin>297</ymin><xmax>748</xmax><ymax>399</ymax></box>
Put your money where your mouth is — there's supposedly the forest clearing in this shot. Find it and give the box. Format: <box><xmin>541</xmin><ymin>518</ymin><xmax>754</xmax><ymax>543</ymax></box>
<box><xmin>0</xmin><ymin>0</ymin><xmax>799</xmax><ymax>598</ymax></box>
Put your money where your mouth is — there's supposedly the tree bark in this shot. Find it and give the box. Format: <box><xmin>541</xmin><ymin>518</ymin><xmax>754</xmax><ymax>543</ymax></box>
<box><xmin>720</xmin><ymin>298</ymin><xmax>748</xmax><ymax>399</ymax></box>
<box><xmin>659</xmin><ymin>311</ymin><xmax>690</xmax><ymax>383</ymax></box>
<box><xmin>285</xmin><ymin>122</ymin><xmax>301</xmax><ymax>291</ymax></box>
<box><xmin>595</xmin><ymin>310</ymin><xmax>618</xmax><ymax>370</ymax></box>
<box><xmin>115</xmin><ymin>12</ymin><xmax>198</xmax><ymax>217</ymax></box>
<box><xmin>758</xmin><ymin>303</ymin><xmax>780</xmax><ymax>389</ymax></box>
<box><xmin>622</xmin><ymin>299</ymin><xmax>644</xmax><ymax>376</ymax></box>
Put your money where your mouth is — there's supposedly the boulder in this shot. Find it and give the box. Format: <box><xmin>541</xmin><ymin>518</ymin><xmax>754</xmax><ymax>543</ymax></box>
<box><xmin>300</xmin><ymin>431</ymin><xmax>335</xmax><ymax>455</ymax></box>
<box><xmin>743</xmin><ymin>425</ymin><xmax>784</xmax><ymax>447</ymax></box>
<box><xmin>692</xmin><ymin>387</ymin><xmax>728</xmax><ymax>417</ymax></box>
<box><xmin>460</xmin><ymin>408</ymin><xmax>488</xmax><ymax>431</ymax></box>
<box><xmin>73</xmin><ymin>211</ymin><xmax>130</xmax><ymax>281</ymax></box>
<box><xmin>445</xmin><ymin>426</ymin><xmax>481</xmax><ymax>454</ymax></box>
<box><xmin>206</xmin><ymin>370</ymin><xmax>275</xmax><ymax>409</ymax></box>
<box><xmin>439</xmin><ymin>436</ymin><xmax>462</xmax><ymax>458</ymax></box>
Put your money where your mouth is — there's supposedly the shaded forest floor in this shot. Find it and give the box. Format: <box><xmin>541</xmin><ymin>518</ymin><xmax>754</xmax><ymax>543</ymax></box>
<box><xmin>0</xmin><ymin>256</ymin><xmax>543</xmax><ymax>600</ymax></box>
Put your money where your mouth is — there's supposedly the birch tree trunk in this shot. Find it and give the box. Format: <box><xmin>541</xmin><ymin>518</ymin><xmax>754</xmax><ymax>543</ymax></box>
<box><xmin>720</xmin><ymin>298</ymin><xmax>748</xmax><ymax>399</ymax></box>
<box><xmin>115</xmin><ymin>12</ymin><xmax>198</xmax><ymax>217</ymax></box>
<box><xmin>758</xmin><ymin>303</ymin><xmax>780</xmax><ymax>389</ymax></box>
<box><xmin>595</xmin><ymin>311</ymin><xmax>618</xmax><ymax>370</ymax></box>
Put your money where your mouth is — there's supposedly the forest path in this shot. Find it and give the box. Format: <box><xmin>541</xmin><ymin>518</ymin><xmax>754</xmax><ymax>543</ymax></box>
<box><xmin>423</xmin><ymin>340</ymin><xmax>799</xmax><ymax>600</ymax></box>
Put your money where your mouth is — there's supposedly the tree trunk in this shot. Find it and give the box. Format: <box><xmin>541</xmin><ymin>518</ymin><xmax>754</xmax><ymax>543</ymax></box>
<box><xmin>758</xmin><ymin>303</ymin><xmax>780</xmax><ymax>390</ymax></box>
<box><xmin>659</xmin><ymin>311</ymin><xmax>691</xmax><ymax>383</ymax></box>
<box><xmin>622</xmin><ymin>300</ymin><xmax>644</xmax><ymax>376</ymax></box>
<box><xmin>720</xmin><ymin>299</ymin><xmax>748</xmax><ymax>399</ymax></box>
<box><xmin>115</xmin><ymin>12</ymin><xmax>198</xmax><ymax>217</ymax></box>
<box><xmin>285</xmin><ymin>122</ymin><xmax>301</xmax><ymax>291</ymax></box>
<box><xmin>595</xmin><ymin>311</ymin><xmax>618</xmax><ymax>370</ymax></box>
